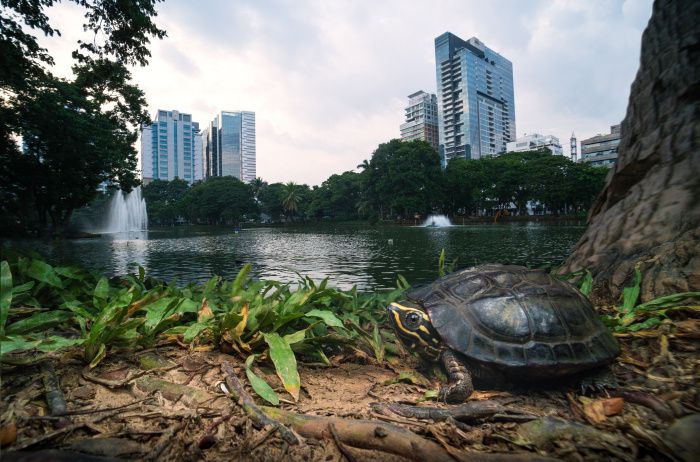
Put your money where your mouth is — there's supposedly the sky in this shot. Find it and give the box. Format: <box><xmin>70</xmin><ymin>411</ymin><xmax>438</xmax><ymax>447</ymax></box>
<box><xmin>40</xmin><ymin>0</ymin><xmax>653</xmax><ymax>186</ymax></box>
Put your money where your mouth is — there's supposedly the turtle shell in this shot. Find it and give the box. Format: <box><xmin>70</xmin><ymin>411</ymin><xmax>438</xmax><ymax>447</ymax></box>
<box><xmin>406</xmin><ymin>264</ymin><xmax>619</xmax><ymax>375</ymax></box>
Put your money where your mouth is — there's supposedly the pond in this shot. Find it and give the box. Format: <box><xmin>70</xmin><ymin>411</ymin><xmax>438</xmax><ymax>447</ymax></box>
<box><xmin>3</xmin><ymin>222</ymin><xmax>586</xmax><ymax>290</ymax></box>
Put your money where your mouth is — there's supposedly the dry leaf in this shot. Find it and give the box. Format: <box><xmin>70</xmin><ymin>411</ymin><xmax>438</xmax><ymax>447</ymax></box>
<box><xmin>581</xmin><ymin>397</ymin><xmax>624</xmax><ymax>424</ymax></box>
<box><xmin>198</xmin><ymin>297</ymin><xmax>214</xmax><ymax>322</ymax></box>
<box><xmin>0</xmin><ymin>420</ymin><xmax>17</xmax><ymax>446</ymax></box>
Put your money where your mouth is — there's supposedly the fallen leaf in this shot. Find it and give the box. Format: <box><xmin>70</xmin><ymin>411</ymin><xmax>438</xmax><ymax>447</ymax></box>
<box><xmin>198</xmin><ymin>298</ymin><xmax>213</xmax><ymax>323</ymax></box>
<box><xmin>0</xmin><ymin>420</ymin><xmax>17</xmax><ymax>446</ymax></box>
<box><xmin>581</xmin><ymin>397</ymin><xmax>624</xmax><ymax>424</ymax></box>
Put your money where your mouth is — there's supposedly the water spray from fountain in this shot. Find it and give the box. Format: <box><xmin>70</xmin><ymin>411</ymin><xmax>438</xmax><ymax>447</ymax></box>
<box><xmin>421</xmin><ymin>214</ymin><xmax>452</xmax><ymax>227</ymax></box>
<box><xmin>103</xmin><ymin>187</ymin><xmax>148</xmax><ymax>233</ymax></box>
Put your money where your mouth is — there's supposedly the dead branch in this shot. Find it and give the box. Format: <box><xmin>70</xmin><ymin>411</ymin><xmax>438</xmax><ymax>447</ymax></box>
<box><xmin>613</xmin><ymin>390</ymin><xmax>674</xmax><ymax>422</ymax></box>
<box><xmin>261</xmin><ymin>406</ymin><xmax>558</xmax><ymax>462</ymax></box>
<box><xmin>81</xmin><ymin>363</ymin><xmax>178</xmax><ymax>389</ymax></box>
<box><xmin>145</xmin><ymin>420</ymin><xmax>185</xmax><ymax>461</ymax></box>
<box><xmin>221</xmin><ymin>361</ymin><xmax>299</xmax><ymax>445</ymax></box>
<box><xmin>372</xmin><ymin>401</ymin><xmax>538</xmax><ymax>423</ymax></box>
<box><xmin>330</xmin><ymin>422</ymin><xmax>358</xmax><ymax>462</ymax></box>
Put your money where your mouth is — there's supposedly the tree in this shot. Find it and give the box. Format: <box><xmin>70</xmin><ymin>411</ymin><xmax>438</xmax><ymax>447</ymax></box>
<box><xmin>0</xmin><ymin>0</ymin><xmax>166</xmax><ymax>235</ymax></box>
<box><xmin>179</xmin><ymin>177</ymin><xmax>256</xmax><ymax>225</ymax></box>
<box><xmin>561</xmin><ymin>0</ymin><xmax>700</xmax><ymax>302</ymax></box>
<box><xmin>142</xmin><ymin>179</ymin><xmax>190</xmax><ymax>225</ymax></box>
<box><xmin>281</xmin><ymin>182</ymin><xmax>302</xmax><ymax>218</ymax></box>
<box><xmin>364</xmin><ymin>139</ymin><xmax>443</xmax><ymax>219</ymax></box>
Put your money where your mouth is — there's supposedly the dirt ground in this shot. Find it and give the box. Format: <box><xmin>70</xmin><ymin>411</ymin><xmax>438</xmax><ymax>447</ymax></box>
<box><xmin>1</xmin><ymin>318</ymin><xmax>698</xmax><ymax>461</ymax></box>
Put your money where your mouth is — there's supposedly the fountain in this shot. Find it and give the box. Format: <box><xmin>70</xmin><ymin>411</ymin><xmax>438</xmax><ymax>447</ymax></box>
<box><xmin>103</xmin><ymin>187</ymin><xmax>148</xmax><ymax>233</ymax></box>
<box><xmin>421</xmin><ymin>214</ymin><xmax>452</xmax><ymax>227</ymax></box>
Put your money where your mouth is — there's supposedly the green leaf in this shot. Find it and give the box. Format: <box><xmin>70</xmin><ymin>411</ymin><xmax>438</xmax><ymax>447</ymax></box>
<box><xmin>438</xmin><ymin>248</ymin><xmax>446</xmax><ymax>277</ymax></box>
<box><xmin>138</xmin><ymin>266</ymin><xmax>145</xmax><ymax>282</ymax></box>
<box><xmin>305</xmin><ymin>309</ymin><xmax>345</xmax><ymax>329</ymax></box>
<box><xmin>579</xmin><ymin>270</ymin><xmax>593</xmax><ymax>297</ymax></box>
<box><xmin>5</xmin><ymin>311</ymin><xmax>74</xmax><ymax>335</ymax></box>
<box><xmin>372</xmin><ymin>322</ymin><xmax>385</xmax><ymax>363</ymax></box>
<box><xmin>183</xmin><ymin>322</ymin><xmax>210</xmax><ymax>343</ymax></box>
<box><xmin>627</xmin><ymin>317</ymin><xmax>662</xmax><ymax>332</ymax></box>
<box><xmin>231</xmin><ymin>264</ymin><xmax>252</xmax><ymax>296</ymax></box>
<box><xmin>89</xmin><ymin>343</ymin><xmax>107</xmax><ymax>368</ymax></box>
<box><xmin>61</xmin><ymin>300</ymin><xmax>97</xmax><ymax>321</ymax></box>
<box><xmin>1</xmin><ymin>261</ymin><xmax>12</xmax><ymax>334</ymax></box>
<box><xmin>621</xmin><ymin>267</ymin><xmax>642</xmax><ymax>313</ymax></box>
<box><xmin>11</xmin><ymin>281</ymin><xmax>35</xmax><ymax>296</ymax></box>
<box><xmin>263</xmin><ymin>332</ymin><xmax>300</xmax><ymax>401</ymax></box>
<box><xmin>635</xmin><ymin>292</ymin><xmax>700</xmax><ymax>311</ymax></box>
<box><xmin>0</xmin><ymin>336</ymin><xmax>42</xmax><ymax>356</ymax></box>
<box><xmin>94</xmin><ymin>277</ymin><xmax>110</xmax><ymax>300</ymax></box>
<box><xmin>143</xmin><ymin>297</ymin><xmax>177</xmax><ymax>331</ymax></box>
<box><xmin>54</xmin><ymin>266</ymin><xmax>84</xmax><ymax>279</ymax></box>
<box><xmin>26</xmin><ymin>259</ymin><xmax>62</xmax><ymax>288</ymax></box>
<box><xmin>37</xmin><ymin>336</ymin><xmax>84</xmax><ymax>352</ymax></box>
<box><xmin>245</xmin><ymin>354</ymin><xmax>279</xmax><ymax>405</ymax></box>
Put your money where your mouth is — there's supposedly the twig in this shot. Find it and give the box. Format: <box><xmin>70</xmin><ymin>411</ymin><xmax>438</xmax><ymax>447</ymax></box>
<box><xmin>249</xmin><ymin>425</ymin><xmax>280</xmax><ymax>452</ymax></box>
<box><xmin>81</xmin><ymin>363</ymin><xmax>178</xmax><ymax>389</ymax></box>
<box><xmin>220</xmin><ymin>361</ymin><xmax>299</xmax><ymax>445</ymax></box>
<box><xmin>198</xmin><ymin>413</ymin><xmax>234</xmax><ymax>449</ymax></box>
<box><xmin>429</xmin><ymin>426</ymin><xmax>471</xmax><ymax>462</ymax></box>
<box><xmin>613</xmin><ymin>390</ymin><xmax>674</xmax><ymax>422</ymax></box>
<box><xmin>41</xmin><ymin>361</ymin><xmax>67</xmax><ymax>416</ymax></box>
<box><xmin>64</xmin><ymin>397</ymin><xmax>153</xmax><ymax>416</ymax></box>
<box><xmin>371</xmin><ymin>401</ymin><xmax>538</xmax><ymax>423</ymax></box>
<box><xmin>12</xmin><ymin>407</ymin><xmax>127</xmax><ymax>451</ymax></box>
<box><xmin>145</xmin><ymin>420</ymin><xmax>185</xmax><ymax>461</ymax></box>
<box><xmin>330</xmin><ymin>422</ymin><xmax>358</xmax><ymax>462</ymax></box>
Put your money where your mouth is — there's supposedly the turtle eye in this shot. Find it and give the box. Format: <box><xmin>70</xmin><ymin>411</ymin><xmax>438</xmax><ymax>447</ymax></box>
<box><xmin>405</xmin><ymin>312</ymin><xmax>421</xmax><ymax>328</ymax></box>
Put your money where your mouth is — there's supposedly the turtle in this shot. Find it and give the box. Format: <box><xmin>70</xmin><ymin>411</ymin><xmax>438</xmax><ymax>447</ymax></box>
<box><xmin>386</xmin><ymin>264</ymin><xmax>619</xmax><ymax>403</ymax></box>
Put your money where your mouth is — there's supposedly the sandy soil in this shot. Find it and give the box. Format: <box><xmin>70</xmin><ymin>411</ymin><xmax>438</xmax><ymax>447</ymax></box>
<box><xmin>1</xmin><ymin>319</ymin><xmax>698</xmax><ymax>461</ymax></box>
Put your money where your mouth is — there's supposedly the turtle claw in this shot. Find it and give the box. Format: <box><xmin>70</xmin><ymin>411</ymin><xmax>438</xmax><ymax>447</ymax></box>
<box><xmin>579</xmin><ymin>369</ymin><xmax>618</xmax><ymax>395</ymax></box>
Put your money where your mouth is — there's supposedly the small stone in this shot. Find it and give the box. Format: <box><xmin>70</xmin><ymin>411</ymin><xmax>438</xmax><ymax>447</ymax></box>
<box><xmin>664</xmin><ymin>414</ymin><xmax>700</xmax><ymax>462</ymax></box>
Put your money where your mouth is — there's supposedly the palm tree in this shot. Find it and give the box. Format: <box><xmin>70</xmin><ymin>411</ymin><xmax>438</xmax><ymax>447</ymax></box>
<box><xmin>250</xmin><ymin>177</ymin><xmax>265</xmax><ymax>203</ymax></box>
<box><xmin>282</xmin><ymin>182</ymin><xmax>301</xmax><ymax>217</ymax></box>
<box><xmin>356</xmin><ymin>159</ymin><xmax>370</xmax><ymax>171</ymax></box>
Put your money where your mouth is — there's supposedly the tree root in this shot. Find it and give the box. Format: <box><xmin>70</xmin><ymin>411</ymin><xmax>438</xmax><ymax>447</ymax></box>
<box><xmin>220</xmin><ymin>361</ymin><xmax>299</xmax><ymax>445</ymax></box>
<box><xmin>261</xmin><ymin>407</ymin><xmax>558</xmax><ymax>462</ymax></box>
<box><xmin>372</xmin><ymin>401</ymin><xmax>539</xmax><ymax>423</ymax></box>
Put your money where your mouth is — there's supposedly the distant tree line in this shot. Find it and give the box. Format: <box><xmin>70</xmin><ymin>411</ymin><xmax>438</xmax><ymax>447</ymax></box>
<box><xmin>141</xmin><ymin>139</ymin><xmax>608</xmax><ymax>226</ymax></box>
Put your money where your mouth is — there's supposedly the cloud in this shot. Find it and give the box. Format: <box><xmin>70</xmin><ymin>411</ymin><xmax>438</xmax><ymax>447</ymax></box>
<box><xmin>38</xmin><ymin>0</ymin><xmax>653</xmax><ymax>184</ymax></box>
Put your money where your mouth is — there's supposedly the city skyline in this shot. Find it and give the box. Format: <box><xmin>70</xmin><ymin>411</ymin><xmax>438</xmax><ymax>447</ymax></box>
<box><xmin>39</xmin><ymin>0</ymin><xmax>653</xmax><ymax>185</ymax></box>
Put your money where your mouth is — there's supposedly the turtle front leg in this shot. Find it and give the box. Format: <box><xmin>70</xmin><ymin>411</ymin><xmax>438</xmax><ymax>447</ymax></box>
<box><xmin>438</xmin><ymin>349</ymin><xmax>474</xmax><ymax>403</ymax></box>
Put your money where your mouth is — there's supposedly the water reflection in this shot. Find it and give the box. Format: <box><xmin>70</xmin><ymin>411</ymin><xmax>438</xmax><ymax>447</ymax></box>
<box><xmin>3</xmin><ymin>223</ymin><xmax>585</xmax><ymax>290</ymax></box>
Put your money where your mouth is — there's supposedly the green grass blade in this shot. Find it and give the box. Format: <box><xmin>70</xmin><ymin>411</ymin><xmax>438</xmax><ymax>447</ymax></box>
<box><xmin>579</xmin><ymin>270</ymin><xmax>593</xmax><ymax>296</ymax></box>
<box><xmin>438</xmin><ymin>249</ymin><xmax>446</xmax><ymax>277</ymax></box>
<box><xmin>263</xmin><ymin>332</ymin><xmax>300</xmax><ymax>401</ymax></box>
<box><xmin>245</xmin><ymin>354</ymin><xmax>279</xmax><ymax>405</ymax></box>
<box><xmin>231</xmin><ymin>264</ymin><xmax>252</xmax><ymax>297</ymax></box>
<box><xmin>1</xmin><ymin>261</ymin><xmax>12</xmax><ymax>334</ymax></box>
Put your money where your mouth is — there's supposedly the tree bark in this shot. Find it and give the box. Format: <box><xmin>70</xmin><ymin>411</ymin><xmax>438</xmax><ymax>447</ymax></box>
<box><xmin>560</xmin><ymin>0</ymin><xmax>700</xmax><ymax>303</ymax></box>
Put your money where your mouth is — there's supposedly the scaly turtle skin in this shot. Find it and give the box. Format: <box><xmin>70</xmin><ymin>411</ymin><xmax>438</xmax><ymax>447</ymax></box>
<box><xmin>386</xmin><ymin>264</ymin><xmax>619</xmax><ymax>403</ymax></box>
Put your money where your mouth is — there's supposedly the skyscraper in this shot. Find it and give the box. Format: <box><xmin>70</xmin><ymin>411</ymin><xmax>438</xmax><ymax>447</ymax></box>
<box><xmin>400</xmin><ymin>91</ymin><xmax>439</xmax><ymax>151</ymax></box>
<box><xmin>140</xmin><ymin>109</ymin><xmax>203</xmax><ymax>184</ymax></box>
<box><xmin>203</xmin><ymin>111</ymin><xmax>256</xmax><ymax>182</ymax></box>
<box><xmin>434</xmin><ymin>33</ymin><xmax>515</xmax><ymax>166</ymax></box>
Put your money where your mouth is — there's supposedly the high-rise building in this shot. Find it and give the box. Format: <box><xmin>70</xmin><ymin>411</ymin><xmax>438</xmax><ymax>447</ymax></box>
<box><xmin>400</xmin><ymin>91</ymin><xmax>439</xmax><ymax>151</ymax></box>
<box><xmin>506</xmin><ymin>133</ymin><xmax>563</xmax><ymax>155</ymax></box>
<box><xmin>434</xmin><ymin>33</ymin><xmax>515</xmax><ymax>166</ymax></box>
<box><xmin>203</xmin><ymin>111</ymin><xmax>256</xmax><ymax>182</ymax></box>
<box><xmin>570</xmin><ymin>132</ymin><xmax>578</xmax><ymax>162</ymax></box>
<box><xmin>140</xmin><ymin>109</ymin><xmax>203</xmax><ymax>184</ymax></box>
<box><xmin>580</xmin><ymin>124</ymin><xmax>621</xmax><ymax>168</ymax></box>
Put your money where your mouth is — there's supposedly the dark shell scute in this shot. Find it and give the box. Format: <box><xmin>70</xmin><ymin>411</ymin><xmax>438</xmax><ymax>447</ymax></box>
<box><xmin>414</xmin><ymin>264</ymin><xmax>619</xmax><ymax>371</ymax></box>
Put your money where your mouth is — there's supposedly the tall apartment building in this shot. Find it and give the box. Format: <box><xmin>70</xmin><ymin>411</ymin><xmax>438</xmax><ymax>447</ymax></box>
<box><xmin>506</xmin><ymin>133</ymin><xmax>563</xmax><ymax>156</ymax></box>
<box><xmin>203</xmin><ymin>111</ymin><xmax>256</xmax><ymax>182</ymax></box>
<box><xmin>580</xmin><ymin>124</ymin><xmax>621</xmax><ymax>168</ymax></box>
<box><xmin>434</xmin><ymin>33</ymin><xmax>515</xmax><ymax>166</ymax></box>
<box><xmin>400</xmin><ymin>91</ymin><xmax>439</xmax><ymax>151</ymax></box>
<box><xmin>140</xmin><ymin>109</ymin><xmax>203</xmax><ymax>184</ymax></box>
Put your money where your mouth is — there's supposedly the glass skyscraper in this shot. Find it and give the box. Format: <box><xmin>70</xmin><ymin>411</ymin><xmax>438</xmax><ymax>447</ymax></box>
<box><xmin>204</xmin><ymin>111</ymin><xmax>256</xmax><ymax>182</ymax></box>
<box><xmin>435</xmin><ymin>33</ymin><xmax>515</xmax><ymax>165</ymax></box>
<box><xmin>140</xmin><ymin>109</ymin><xmax>203</xmax><ymax>184</ymax></box>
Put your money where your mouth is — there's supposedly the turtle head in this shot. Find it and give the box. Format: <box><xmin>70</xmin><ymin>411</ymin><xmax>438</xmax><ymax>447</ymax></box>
<box><xmin>386</xmin><ymin>302</ymin><xmax>443</xmax><ymax>360</ymax></box>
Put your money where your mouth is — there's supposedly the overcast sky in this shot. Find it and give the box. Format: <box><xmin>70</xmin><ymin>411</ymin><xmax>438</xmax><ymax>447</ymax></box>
<box><xmin>41</xmin><ymin>0</ymin><xmax>653</xmax><ymax>185</ymax></box>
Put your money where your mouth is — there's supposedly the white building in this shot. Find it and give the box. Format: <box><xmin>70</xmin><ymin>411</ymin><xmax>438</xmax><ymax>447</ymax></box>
<box><xmin>506</xmin><ymin>133</ymin><xmax>563</xmax><ymax>156</ymax></box>
<box><xmin>140</xmin><ymin>109</ymin><xmax>203</xmax><ymax>184</ymax></box>
<box><xmin>400</xmin><ymin>91</ymin><xmax>439</xmax><ymax>151</ymax></box>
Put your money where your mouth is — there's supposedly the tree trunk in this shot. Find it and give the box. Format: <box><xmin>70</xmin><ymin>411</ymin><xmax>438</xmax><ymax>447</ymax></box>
<box><xmin>560</xmin><ymin>0</ymin><xmax>700</xmax><ymax>303</ymax></box>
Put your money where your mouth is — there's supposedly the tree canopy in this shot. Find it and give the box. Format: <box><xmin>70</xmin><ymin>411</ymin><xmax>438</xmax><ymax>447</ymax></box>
<box><xmin>0</xmin><ymin>0</ymin><xmax>166</xmax><ymax>235</ymax></box>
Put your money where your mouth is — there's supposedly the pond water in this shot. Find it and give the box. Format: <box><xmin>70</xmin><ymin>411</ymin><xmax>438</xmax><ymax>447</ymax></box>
<box><xmin>3</xmin><ymin>222</ymin><xmax>586</xmax><ymax>290</ymax></box>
